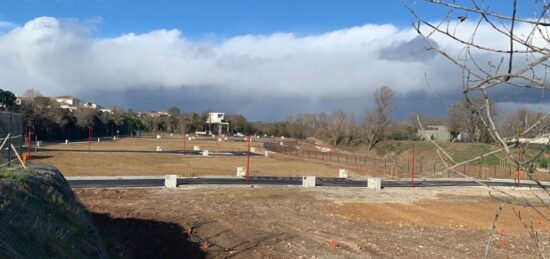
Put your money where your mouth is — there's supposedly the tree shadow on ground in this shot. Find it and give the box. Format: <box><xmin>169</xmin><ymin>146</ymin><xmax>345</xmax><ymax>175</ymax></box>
<box><xmin>92</xmin><ymin>213</ymin><xmax>206</xmax><ymax>259</ymax></box>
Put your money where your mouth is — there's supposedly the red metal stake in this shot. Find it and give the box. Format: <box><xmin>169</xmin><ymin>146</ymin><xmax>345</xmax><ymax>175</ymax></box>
<box><xmin>183</xmin><ymin>128</ymin><xmax>187</xmax><ymax>155</ymax></box>
<box><xmin>88</xmin><ymin>126</ymin><xmax>92</xmax><ymax>152</ymax></box>
<box><xmin>516</xmin><ymin>145</ymin><xmax>522</xmax><ymax>187</ymax></box>
<box><xmin>411</xmin><ymin>142</ymin><xmax>415</xmax><ymax>189</ymax></box>
<box><xmin>246</xmin><ymin>135</ymin><xmax>251</xmax><ymax>185</ymax></box>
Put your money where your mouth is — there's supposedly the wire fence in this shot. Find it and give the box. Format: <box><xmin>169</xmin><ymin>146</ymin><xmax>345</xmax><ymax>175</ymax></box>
<box><xmin>264</xmin><ymin>141</ymin><xmax>550</xmax><ymax>180</ymax></box>
<box><xmin>0</xmin><ymin>111</ymin><xmax>23</xmax><ymax>167</ymax></box>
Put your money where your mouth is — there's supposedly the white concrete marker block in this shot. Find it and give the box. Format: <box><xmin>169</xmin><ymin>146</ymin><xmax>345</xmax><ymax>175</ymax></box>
<box><xmin>250</xmin><ymin>147</ymin><xmax>256</xmax><ymax>153</ymax></box>
<box><xmin>165</xmin><ymin>175</ymin><xmax>177</xmax><ymax>189</ymax></box>
<box><xmin>224</xmin><ymin>137</ymin><xmax>228</xmax><ymax>141</ymax></box>
<box><xmin>156</xmin><ymin>146</ymin><xmax>162</xmax><ymax>152</ymax></box>
<box><xmin>97</xmin><ymin>138</ymin><xmax>101</xmax><ymax>143</ymax></box>
<box><xmin>302</xmin><ymin>176</ymin><xmax>316</xmax><ymax>188</ymax></box>
<box><xmin>113</xmin><ymin>136</ymin><xmax>117</xmax><ymax>140</ymax></box>
<box><xmin>36</xmin><ymin>141</ymin><xmax>41</xmax><ymax>147</ymax></box>
<box><xmin>185</xmin><ymin>134</ymin><xmax>189</xmax><ymax>137</ymax></box>
<box><xmin>65</xmin><ymin>139</ymin><xmax>69</xmax><ymax>144</ymax></box>
<box><xmin>280</xmin><ymin>142</ymin><xmax>285</xmax><ymax>146</ymax></box>
<box><xmin>281</xmin><ymin>136</ymin><xmax>285</xmax><ymax>139</ymax></box>
<box><xmin>218</xmin><ymin>138</ymin><xmax>222</xmax><ymax>142</ymax></box>
<box><xmin>264</xmin><ymin>151</ymin><xmax>269</xmax><ymax>157</ymax></box>
<box><xmin>243</xmin><ymin>137</ymin><xmax>247</xmax><ymax>141</ymax></box>
<box><xmin>202</xmin><ymin>150</ymin><xmax>209</xmax><ymax>156</ymax></box>
<box><xmin>188</xmin><ymin>137</ymin><xmax>192</xmax><ymax>141</ymax></box>
<box><xmin>236</xmin><ymin>167</ymin><xmax>246</xmax><ymax>177</ymax></box>
<box><xmin>193</xmin><ymin>146</ymin><xmax>200</xmax><ymax>151</ymax></box>
<box><xmin>156</xmin><ymin>135</ymin><xmax>161</xmax><ymax>139</ymax></box>
<box><xmin>339</xmin><ymin>169</ymin><xmax>349</xmax><ymax>178</ymax></box>
<box><xmin>368</xmin><ymin>178</ymin><xmax>382</xmax><ymax>191</ymax></box>
<box><xmin>170</xmin><ymin>133</ymin><xmax>173</xmax><ymax>137</ymax></box>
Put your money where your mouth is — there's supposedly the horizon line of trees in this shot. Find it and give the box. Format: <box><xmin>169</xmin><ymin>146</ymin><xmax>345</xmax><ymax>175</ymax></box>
<box><xmin>2</xmin><ymin>88</ymin><xmax>546</xmax><ymax>147</ymax></box>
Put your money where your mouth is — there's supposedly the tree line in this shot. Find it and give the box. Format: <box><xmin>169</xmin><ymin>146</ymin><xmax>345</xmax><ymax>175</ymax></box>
<box><xmin>2</xmin><ymin>88</ymin><xmax>545</xmax><ymax>148</ymax></box>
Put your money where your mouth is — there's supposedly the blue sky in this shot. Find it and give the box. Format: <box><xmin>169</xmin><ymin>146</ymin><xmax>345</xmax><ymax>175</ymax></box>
<box><xmin>0</xmin><ymin>0</ymin><xmax>520</xmax><ymax>38</ymax></box>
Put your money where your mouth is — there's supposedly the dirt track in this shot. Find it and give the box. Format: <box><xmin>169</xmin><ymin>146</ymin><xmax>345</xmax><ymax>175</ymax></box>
<box><xmin>76</xmin><ymin>186</ymin><xmax>550</xmax><ymax>258</ymax></box>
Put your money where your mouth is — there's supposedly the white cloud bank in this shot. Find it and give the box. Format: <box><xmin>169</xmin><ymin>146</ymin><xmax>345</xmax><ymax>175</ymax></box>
<box><xmin>0</xmin><ymin>17</ymin><xmax>450</xmax><ymax>97</ymax></box>
<box><xmin>0</xmin><ymin>16</ymin><xmax>545</xmax><ymax>110</ymax></box>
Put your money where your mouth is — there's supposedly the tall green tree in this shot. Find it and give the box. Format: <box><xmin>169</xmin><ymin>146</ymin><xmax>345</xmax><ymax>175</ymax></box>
<box><xmin>0</xmin><ymin>89</ymin><xmax>16</xmax><ymax>111</ymax></box>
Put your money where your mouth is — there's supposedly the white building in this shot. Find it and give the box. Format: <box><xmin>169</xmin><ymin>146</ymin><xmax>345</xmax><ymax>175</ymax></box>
<box><xmin>82</xmin><ymin>102</ymin><xmax>100</xmax><ymax>109</ymax></box>
<box><xmin>55</xmin><ymin>96</ymin><xmax>80</xmax><ymax>106</ymax></box>
<box><xmin>418</xmin><ymin>125</ymin><xmax>451</xmax><ymax>142</ymax></box>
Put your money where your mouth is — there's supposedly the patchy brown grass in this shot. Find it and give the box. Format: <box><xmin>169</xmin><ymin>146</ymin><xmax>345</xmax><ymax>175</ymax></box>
<box><xmin>326</xmin><ymin>200</ymin><xmax>550</xmax><ymax>235</ymax></box>
<box><xmin>32</xmin><ymin>138</ymin><xmax>376</xmax><ymax>177</ymax></box>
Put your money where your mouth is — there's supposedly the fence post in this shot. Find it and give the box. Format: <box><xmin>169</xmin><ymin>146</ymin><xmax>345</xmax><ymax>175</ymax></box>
<box><xmin>8</xmin><ymin>112</ymin><xmax>12</xmax><ymax>167</ymax></box>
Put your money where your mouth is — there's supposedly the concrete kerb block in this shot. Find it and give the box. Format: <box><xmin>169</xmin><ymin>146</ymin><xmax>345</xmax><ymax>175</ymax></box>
<box><xmin>202</xmin><ymin>150</ymin><xmax>209</xmax><ymax>156</ymax></box>
<box><xmin>165</xmin><ymin>175</ymin><xmax>177</xmax><ymax>188</ymax></box>
<box><xmin>236</xmin><ymin>167</ymin><xmax>246</xmax><ymax>177</ymax></box>
<box><xmin>193</xmin><ymin>146</ymin><xmax>200</xmax><ymax>151</ymax></box>
<box><xmin>367</xmin><ymin>178</ymin><xmax>382</xmax><ymax>191</ymax></box>
<box><xmin>338</xmin><ymin>169</ymin><xmax>349</xmax><ymax>178</ymax></box>
<box><xmin>302</xmin><ymin>176</ymin><xmax>316</xmax><ymax>188</ymax></box>
<box><xmin>156</xmin><ymin>146</ymin><xmax>162</xmax><ymax>152</ymax></box>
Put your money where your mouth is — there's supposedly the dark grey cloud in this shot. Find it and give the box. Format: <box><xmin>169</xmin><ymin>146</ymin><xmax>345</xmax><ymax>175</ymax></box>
<box><xmin>378</xmin><ymin>36</ymin><xmax>438</xmax><ymax>62</ymax></box>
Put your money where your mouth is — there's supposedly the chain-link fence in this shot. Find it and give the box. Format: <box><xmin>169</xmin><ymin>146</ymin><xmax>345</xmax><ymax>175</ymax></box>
<box><xmin>0</xmin><ymin>111</ymin><xmax>23</xmax><ymax>167</ymax></box>
<box><xmin>264</xmin><ymin>141</ymin><xmax>550</xmax><ymax>181</ymax></box>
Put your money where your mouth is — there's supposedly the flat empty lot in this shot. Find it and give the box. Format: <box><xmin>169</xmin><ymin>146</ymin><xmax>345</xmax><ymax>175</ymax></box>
<box><xmin>77</xmin><ymin>186</ymin><xmax>550</xmax><ymax>258</ymax></box>
<box><xmin>33</xmin><ymin>138</ymin><xmax>377</xmax><ymax>177</ymax></box>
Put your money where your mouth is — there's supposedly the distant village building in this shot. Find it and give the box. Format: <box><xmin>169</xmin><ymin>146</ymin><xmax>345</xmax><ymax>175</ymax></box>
<box><xmin>418</xmin><ymin>125</ymin><xmax>451</xmax><ymax>142</ymax></box>
<box><xmin>148</xmin><ymin>111</ymin><xmax>170</xmax><ymax>117</ymax></box>
<box><xmin>55</xmin><ymin>96</ymin><xmax>80</xmax><ymax>106</ymax></box>
<box><xmin>100</xmin><ymin>108</ymin><xmax>113</xmax><ymax>114</ymax></box>
<box><xmin>82</xmin><ymin>102</ymin><xmax>100</xmax><ymax>109</ymax></box>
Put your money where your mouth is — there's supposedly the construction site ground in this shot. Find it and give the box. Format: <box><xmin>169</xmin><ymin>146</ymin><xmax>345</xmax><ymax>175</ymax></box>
<box><xmin>77</xmin><ymin>185</ymin><xmax>550</xmax><ymax>258</ymax></box>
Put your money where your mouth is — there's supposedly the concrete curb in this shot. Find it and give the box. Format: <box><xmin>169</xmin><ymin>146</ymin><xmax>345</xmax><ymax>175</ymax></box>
<box><xmin>65</xmin><ymin>176</ymin><xmax>165</xmax><ymax>180</ymax></box>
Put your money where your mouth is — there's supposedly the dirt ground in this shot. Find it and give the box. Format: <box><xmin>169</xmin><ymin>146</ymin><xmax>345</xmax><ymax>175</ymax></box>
<box><xmin>32</xmin><ymin>138</ymin><xmax>379</xmax><ymax>177</ymax></box>
<box><xmin>76</xmin><ymin>186</ymin><xmax>550</xmax><ymax>258</ymax></box>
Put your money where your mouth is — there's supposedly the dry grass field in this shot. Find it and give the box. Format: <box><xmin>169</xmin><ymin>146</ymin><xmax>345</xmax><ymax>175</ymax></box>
<box><xmin>32</xmin><ymin>137</ymin><xmax>376</xmax><ymax>177</ymax></box>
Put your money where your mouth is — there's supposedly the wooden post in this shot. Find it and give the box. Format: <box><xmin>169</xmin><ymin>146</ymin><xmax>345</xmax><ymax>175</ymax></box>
<box><xmin>11</xmin><ymin>144</ymin><xmax>27</xmax><ymax>169</ymax></box>
<box><xmin>0</xmin><ymin>133</ymin><xmax>10</xmax><ymax>152</ymax></box>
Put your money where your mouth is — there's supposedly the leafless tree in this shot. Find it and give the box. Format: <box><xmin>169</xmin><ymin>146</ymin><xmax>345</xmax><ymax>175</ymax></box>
<box><xmin>360</xmin><ymin>86</ymin><xmax>395</xmax><ymax>150</ymax></box>
<box><xmin>405</xmin><ymin>0</ymin><xmax>550</xmax><ymax>257</ymax></box>
<box><xmin>503</xmin><ymin>106</ymin><xmax>548</xmax><ymax>138</ymax></box>
<box><xmin>22</xmin><ymin>88</ymin><xmax>42</xmax><ymax>100</ymax></box>
<box><xmin>327</xmin><ymin>109</ymin><xmax>355</xmax><ymax>145</ymax></box>
<box><xmin>448</xmin><ymin>96</ymin><xmax>496</xmax><ymax>143</ymax></box>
